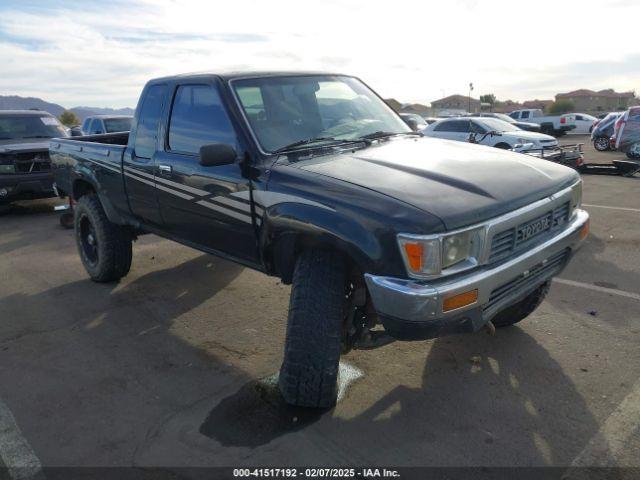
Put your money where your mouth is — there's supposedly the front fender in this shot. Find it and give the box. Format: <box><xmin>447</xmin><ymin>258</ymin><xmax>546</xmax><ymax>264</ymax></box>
<box><xmin>260</xmin><ymin>202</ymin><xmax>392</xmax><ymax>283</ymax></box>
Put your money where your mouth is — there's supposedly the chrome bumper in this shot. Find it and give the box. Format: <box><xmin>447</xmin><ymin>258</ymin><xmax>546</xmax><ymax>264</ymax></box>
<box><xmin>365</xmin><ymin>209</ymin><xmax>589</xmax><ymax>338</ymax></box>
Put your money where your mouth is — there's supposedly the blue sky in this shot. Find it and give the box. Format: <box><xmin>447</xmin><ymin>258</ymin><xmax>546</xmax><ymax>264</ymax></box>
<box><xmin>0</xmin><ymin>0</ymin><xmax>638</xmax><ymax>108</ymax></box>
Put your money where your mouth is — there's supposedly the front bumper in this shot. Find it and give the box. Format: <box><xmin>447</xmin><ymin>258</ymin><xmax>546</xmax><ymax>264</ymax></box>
<box><xmin>365</xmin><ymin>209</ymin><xmax>589</xmax><ymax>340</ymax></box>
<box><xmin>0</xmin><ymin>172</ymin><xmax>55</xmax><ymax>203</ymax></box>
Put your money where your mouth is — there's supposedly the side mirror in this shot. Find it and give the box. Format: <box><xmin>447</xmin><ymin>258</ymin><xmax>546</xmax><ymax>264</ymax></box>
<box><xmin>406</xmin><ymin>118</ymin><xmax>419</xmax><ymax>131</ymax></box>
<box><xmin>199</xmin><ymin>143</ymin><xmax>237</xmax><ymax>167</ymax></box>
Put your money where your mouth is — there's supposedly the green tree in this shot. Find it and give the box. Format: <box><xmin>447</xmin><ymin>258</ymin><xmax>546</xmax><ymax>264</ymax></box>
<box><xmin>58</xmin><ymin>110</ymin><xmax>80</xmax><ymax>127</ymax></box>
<box><xmin>548</xmin><ymin>100</ymin><xmax>575</xmax><ymax>115</ymax></box>
<box><xmin>480</xmin><ymin>94</ymin><xmax>497</xmax><ymax>106</ymax></box>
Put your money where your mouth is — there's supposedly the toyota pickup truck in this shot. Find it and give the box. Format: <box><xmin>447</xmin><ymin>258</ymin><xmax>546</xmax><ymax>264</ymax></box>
<box><xmin>51</xmin><ymin>71</ymin><xmax>589</xmax><ymax>408</ymax></box>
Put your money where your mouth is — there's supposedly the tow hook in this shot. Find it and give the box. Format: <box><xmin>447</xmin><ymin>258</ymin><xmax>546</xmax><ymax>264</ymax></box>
<box><xmin>484</xmin><ymin>320</ymin><xmax>496</xmax><ymax>336</ymax></box>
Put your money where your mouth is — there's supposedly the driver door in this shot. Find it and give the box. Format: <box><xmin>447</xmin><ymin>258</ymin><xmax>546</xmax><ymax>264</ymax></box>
<box><xmin>154</xmin><ymin>81</ymin><xmax>259</xmax><ymax>264</ymax></box>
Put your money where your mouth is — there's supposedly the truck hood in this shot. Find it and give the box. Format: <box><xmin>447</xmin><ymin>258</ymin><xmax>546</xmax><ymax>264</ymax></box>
<box><xmin>0</xmin><ymin>139</ymin><xmax>50</xmax><ymax>154</ymax></box>
<box><xmin>294</xmin><ymin>136</ymin><xmax>579</xmax><ymax>230</ymax></box>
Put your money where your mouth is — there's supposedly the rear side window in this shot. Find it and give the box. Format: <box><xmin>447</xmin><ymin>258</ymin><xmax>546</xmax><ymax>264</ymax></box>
<box><xmin>434</xmin><ymin>121</ymin><xmax>454</xmax><ymax>132</ymax></box>
<box><xmin>134</xmin><ymin>84</ymin><xmax>167</xmax><ymax>159</ymax></box>
<box><xmin>435</xmin><ymin>120</ymin><xmax>468</xmax><ymax>132</ymax></box>
<box><xmin>89</xmin><ymin>119</ymin><xmax>103</xmax><ymax>134</ymax></box>
<box><xmin>520</xmin><ymin>111</ymin><xmax>530</xmax><ymax>119</ymax></box>
<box><xmin>168</xmin><ymin>84</ymin><xmax>237</xmax><ymax>155</ymax></box>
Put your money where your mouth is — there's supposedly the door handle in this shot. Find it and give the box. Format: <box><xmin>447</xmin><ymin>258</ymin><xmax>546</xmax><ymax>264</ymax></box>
<box><xmin>158</xmin><ymin>165</ymin><xmax>172</xmax><ymax>175</ymax></box>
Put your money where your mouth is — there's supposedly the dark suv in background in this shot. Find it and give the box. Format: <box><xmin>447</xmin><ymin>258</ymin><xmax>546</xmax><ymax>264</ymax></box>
<box><xmin>0</xmin><ymin>110</ymin><xmax>68</xmax><ymax>207</ymax></box>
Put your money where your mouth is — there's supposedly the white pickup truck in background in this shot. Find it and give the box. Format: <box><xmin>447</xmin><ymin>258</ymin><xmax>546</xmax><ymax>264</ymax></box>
<box><xmin>509</xmin><ymin>109</ymin><xmax>576</xmax><ymax>136</ymax></box>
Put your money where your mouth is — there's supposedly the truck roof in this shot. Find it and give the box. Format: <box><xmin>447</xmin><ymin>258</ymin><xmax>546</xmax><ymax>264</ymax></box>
<box><xmin>0</xmin><ymin>110</ymin><xmax>55</xmax><ymax>116</ymax></box>
<box><xmin>84</xmin><ymin>114</ymin><xmax>132</xmax><ymax>119</ymax></box>
<box><xmin>148</xmin><ymin>70</ymin><xmax>346</xmax><ymax>83</ymax></box>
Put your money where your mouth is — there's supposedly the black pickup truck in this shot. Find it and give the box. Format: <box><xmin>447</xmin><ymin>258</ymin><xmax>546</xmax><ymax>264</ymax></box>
<box><xmin>51</xmin><ymin>71</ymin><xmax>589</xmax><ymax>408</ymax></box>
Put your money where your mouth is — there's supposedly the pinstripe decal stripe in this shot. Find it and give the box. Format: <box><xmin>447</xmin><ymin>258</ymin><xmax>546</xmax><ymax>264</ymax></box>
<box><xmin>123</xmin><ymin>166</ymin><xmax>210</xmax><ymax>196</ymax></box>
<box><xmin>83</xmin><ymin>158</ymin><xmax>266</xmax><ymax>225</ymax></box>
<box><xmin>196</xmin><ymin>200</ymin><xmax>252</xmax><ymax>223</ymax></box>
<box><xmin>209</xmin><ymin>195</ymin><xmax>252</xmax><ymax>212</ymax></box>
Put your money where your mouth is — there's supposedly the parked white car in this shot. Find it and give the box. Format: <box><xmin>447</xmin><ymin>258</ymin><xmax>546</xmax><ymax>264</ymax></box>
<box><xmin>571</xmin><ymin>113</ymin><xmax>597</xmax><ymax>134</ymax></box>
<box><xmin>509</xmin><ymin>109</ymin><xmax>575</xmax><ymax>136</ymax></box>
<box><xmin>422</xmin><ymin>117</ymin><xmax>559</xmax><ymax>150</ymax></box>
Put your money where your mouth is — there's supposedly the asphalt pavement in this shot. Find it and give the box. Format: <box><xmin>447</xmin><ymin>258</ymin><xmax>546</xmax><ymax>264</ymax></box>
<box><xmin>0</xmin><ymin>136</ymin><xmax>638</xmax><ymax>477</ymax></box>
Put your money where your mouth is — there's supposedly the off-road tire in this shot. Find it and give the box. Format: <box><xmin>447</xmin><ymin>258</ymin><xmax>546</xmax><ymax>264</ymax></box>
<box><xmin>74</xmin><ymin>194</ymin><xmax>132</xmax><ymax>282</ymax></box>
<box><xmin>490</xmin><ymin>281</ymin><xmax>550</xmax><ymax>328</ymax></box>
<box><xmin>279</xmin><ymin>249</ymin><xmax>344</xmax><ymax>408</ymax></box>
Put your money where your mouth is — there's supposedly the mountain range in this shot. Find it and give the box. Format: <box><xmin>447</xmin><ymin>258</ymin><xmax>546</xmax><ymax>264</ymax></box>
<box><xmin>0</xmin><ymin>95</ymin><xmax>134</xmax><ymax>122</ymax></box>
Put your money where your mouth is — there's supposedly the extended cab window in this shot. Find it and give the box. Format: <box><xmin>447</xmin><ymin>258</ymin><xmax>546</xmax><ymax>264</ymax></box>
<box><xmin>134</xmin><ymin>84</ymin><xmax>167</xmax><ymax>159</ymax></box>
<box><xmin>168</xmin><ymin>84</ymin><xmax>237</xmax><ymax>155</ymax></box>
<box><xmin>520</xmin><ymin>111</ymin><xmax>530</xmax><ymax>119</ymax></box>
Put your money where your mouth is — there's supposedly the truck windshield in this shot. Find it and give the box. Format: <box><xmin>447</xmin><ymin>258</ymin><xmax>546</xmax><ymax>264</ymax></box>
<box><xmin>104</xmin><ymin>117</ymin><xmax>132</xmax><ymax>133</ymax></box>
<box><xmin>0</xmin><ymin>115</ymin><xmax>68</xmax><ymax>140</ymax></box>
<box><xmin>232</xmin><ymin>75</ymin><xmax>411</xmax><ymax>153</ymax></box>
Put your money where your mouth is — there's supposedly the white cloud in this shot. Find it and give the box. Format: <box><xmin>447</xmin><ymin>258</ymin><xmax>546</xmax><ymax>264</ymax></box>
<box><xmin>0</xmin><ymin>0</ymin><xmax>638</xmax><ymax>107</ymax></box>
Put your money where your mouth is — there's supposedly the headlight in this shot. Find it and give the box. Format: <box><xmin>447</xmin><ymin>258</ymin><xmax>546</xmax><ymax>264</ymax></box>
<box><xmin>571</xmin><ymin>180</ymin><xmax>582</xmax><ymax>211</ymax></box>
<box><xmin>442</xmin><ymin>231</ymin><xmax>473</xmax><ymax>268</ymax></box>
<box><xmin>398</xmin><ymin>227</ymin><xmax>484</xmax><ymax>279</ymax></box>
<box><xmin>517</xmin><ymin>138</ymin><xmax>536</xmax><ymax>146</ymax></box>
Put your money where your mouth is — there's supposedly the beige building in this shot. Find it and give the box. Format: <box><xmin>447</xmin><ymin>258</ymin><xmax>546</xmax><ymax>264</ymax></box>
<box><xmin>555</xmin><ymin>89</ymin><xmax>637</xmax><ymax>114</ymax></box>
<box><xmin>431</xmin><ymin>94</ymin><xmax>480</xmax><ymax>114</ymax></box>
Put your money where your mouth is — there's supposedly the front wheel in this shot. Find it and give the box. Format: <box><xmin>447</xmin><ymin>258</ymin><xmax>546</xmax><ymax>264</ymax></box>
<box><xmin>279</xmin><ymin>249</ymin><xmax>345</xmax><ymax>408</ymax></box>
<box><xmin>74</xmin><ymin>194</ymin><xmax>132</xmax><ymax>282</ymax></box>
<box><xmin>594</xmin><ymin>136</ymin><xmax>610</xmax><ymax>152</ymax></box>
<box><xmin>490</xmin><ymin>281</ymin><xmax>550</xmax><ymax>328</ymax></box>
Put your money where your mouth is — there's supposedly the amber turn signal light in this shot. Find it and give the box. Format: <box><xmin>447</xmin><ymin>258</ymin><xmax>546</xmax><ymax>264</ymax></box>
<box><xmin>403</xmin><ymin>242</ymin><xmax>424</xmax><ymax>271</ymax></box>
<box><xmin>579</xmin><ymin>220</ymin><xmax>589</xmax><ymax>240</ymax></box>
<box><xmin>443</xmin><ymin>289</ymin><xmax>478</xmax><ymax>312</ymax></box>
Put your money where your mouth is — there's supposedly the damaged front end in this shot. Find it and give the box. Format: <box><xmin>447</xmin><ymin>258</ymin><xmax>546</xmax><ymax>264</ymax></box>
<box><xmin>0</xmin><ymin>149</ymin><xmax>55</xmax><ymax>203</ymax></box>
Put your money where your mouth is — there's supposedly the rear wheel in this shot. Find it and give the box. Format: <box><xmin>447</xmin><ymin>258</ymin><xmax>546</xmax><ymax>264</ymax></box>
<box><xmin>490</xmin><ymin>281</ymin><xmax>550</xmax><ymax>328</ymax></box>
<box><xmin>279</xmin><ymin>249</ymin><xmax>345</xmax><ymax>408</ymax></box>
<box><xmin>594</xmin><ymin>136</ymin><xmax>610</xmax><ymax>152</ymax></box>
<box><xmin>74</xmin><ymin>194</ymin><xmax>132</xmax><ymax>282</ymax></box>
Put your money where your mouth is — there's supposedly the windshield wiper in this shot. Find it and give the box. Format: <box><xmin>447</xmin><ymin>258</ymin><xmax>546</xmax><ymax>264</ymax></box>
<box><xmin>358</xmin><ymin>131</ymin><xmax>421</xmax><ymax>141</ymax></box>
<box><xmin>273</xmin><ymin>137</ymin><xmax>345</xmax><ymax>154</ymax></box>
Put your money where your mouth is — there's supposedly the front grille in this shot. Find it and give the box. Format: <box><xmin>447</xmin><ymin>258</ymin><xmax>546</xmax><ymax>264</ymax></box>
<box><xmin>489</xmin><ymin>202</ymin><xmax>570</xmax><ymax>262</ymax></box>
<box><xmin>2</xmin><ymin>152</ymin><xmax>51</xmax><ymax>174</ymax></box>
<box><xmin>483</xmin><ymin>249</ymin><xmax>569</xmax><ymax>315</ymax></box>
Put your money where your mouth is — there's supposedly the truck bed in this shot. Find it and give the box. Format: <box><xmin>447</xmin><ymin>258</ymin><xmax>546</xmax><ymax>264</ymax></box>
<box><xmin>50</xmin><ymin>132</ymin><xmax>129</xmax><ymax>199</ymax></box>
